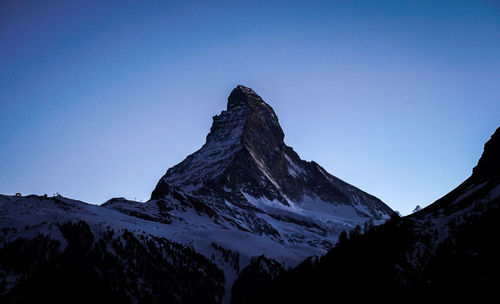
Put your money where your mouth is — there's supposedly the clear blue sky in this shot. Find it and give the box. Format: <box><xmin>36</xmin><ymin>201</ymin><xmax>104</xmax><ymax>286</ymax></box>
<box><xmin>1</xmin><ymin>0</ymin><xmax>499</xmax><ymax>214</ymax></box>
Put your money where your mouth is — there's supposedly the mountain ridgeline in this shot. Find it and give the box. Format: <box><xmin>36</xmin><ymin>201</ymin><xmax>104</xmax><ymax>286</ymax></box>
<box><xmin>234</xmin><ymin>127</ymin><xmax>500</xmax><ymax>303</ymax></box>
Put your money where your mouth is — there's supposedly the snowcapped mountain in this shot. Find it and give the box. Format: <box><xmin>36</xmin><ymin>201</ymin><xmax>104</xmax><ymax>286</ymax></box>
<box><xmin>0</xmin><ymin>85</ymin><xmax>393</xmax><ymax>303</ymax></box>
<box><xmin>147</xmin><ymin>85</ymin><xmax>392</xmax><ymax>246</ymax></box>
<box><xmin>241</xmin><ymin>126</ymin><xmax>500</xmax><ymax>303</ymax></box>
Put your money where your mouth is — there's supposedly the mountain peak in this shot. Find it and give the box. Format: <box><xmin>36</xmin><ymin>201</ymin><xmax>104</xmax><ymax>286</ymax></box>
<box><xmin>151</xmin><ymin>85</ymin><xmax>285</xmax><ymax>198</ymax></box>
<box><xmin>227</xmin><ymin>85</ymin><xmax>265</xmax><ymax>110</ymax></box>
<box><xmin>226</xmin><ymin>85</ymin><xmax>279</xmax><ymax>124</ymax></box>
<box><xmin>151</xmin><ymin>85</ymin><xmax>392</xmax><ymax>225</ymax></box>
<box><xmin>227</xmin><ymin>85</ymin><xmax>284</xmax><ymax>153</ymax></box>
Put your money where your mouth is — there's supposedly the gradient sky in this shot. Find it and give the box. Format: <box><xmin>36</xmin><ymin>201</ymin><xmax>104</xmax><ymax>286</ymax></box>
<box><xmin>1</xmin><ymin>0</ymin><xmax>499</xmax><ymax>214</ymax></box>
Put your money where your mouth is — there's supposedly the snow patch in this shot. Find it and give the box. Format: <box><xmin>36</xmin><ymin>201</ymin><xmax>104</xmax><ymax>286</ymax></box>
<box><xmin>285</xmin><ymin>154</ymin><xmax>306</xmax><ymax>178</ymax></box>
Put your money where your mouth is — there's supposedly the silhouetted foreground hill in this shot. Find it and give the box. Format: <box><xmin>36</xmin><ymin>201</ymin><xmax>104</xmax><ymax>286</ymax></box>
<box><xmin>0</xmin><ymin>221</ymin><xmax>224</xmax><ymax>303</ymax></box>
<box><xmin>232</xmin><ymin>127</ymin><xmax>500</xmax><ymax>303</ymax></box>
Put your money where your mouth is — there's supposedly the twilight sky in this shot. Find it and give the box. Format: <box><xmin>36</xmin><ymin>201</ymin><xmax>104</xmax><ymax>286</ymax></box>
<box><xmin>1</xmin><ymin>0</ymin><xmax>499</xmax><ymax>214</ymax></box>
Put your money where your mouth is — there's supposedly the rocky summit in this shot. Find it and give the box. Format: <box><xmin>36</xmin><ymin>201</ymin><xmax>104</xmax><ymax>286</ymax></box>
<box><xmin>148</xmin><ymin>85</ymin><xmax>393</xmax><ymax>250</ymax></box>
<box><xmin>153</xmin><ymin>86</ymin><xmax>391</xmax><ymax>216</ymax></box>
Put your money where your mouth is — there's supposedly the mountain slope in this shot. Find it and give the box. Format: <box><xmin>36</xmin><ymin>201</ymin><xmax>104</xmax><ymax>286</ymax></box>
<box><xmin>239</xmin><ymin>127</ymin><xmax>500</xmax><ymax>303</ymax></box>
<box><xmin>0</xmin><ymin>195</ymin><xmax>226</xmax><ymax>303</ymax></box>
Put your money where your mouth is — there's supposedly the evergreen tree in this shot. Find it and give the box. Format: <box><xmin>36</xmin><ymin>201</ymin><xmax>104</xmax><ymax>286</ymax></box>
<box><xmin>338</xmin><ymin>230</ymin><xmax>348</xmax><ymax>243</ymax></box>
<box><xmin>349</xmin><ymin>225</ymin><xmax>362</xmax><ymax>239</ymax></box>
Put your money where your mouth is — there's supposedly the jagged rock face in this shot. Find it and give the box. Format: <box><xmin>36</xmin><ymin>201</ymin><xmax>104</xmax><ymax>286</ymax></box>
<box><xmin>151</xmin><ymin>85</ymin><xmax>393</xmax><ymax>245</ymax></box>
<box><xmin>151</xmin><ymin>85</ymin><xmax>287</xmax><ymax>201</ymax></box>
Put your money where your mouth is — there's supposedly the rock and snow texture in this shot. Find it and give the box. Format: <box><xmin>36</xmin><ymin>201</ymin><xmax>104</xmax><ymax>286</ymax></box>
<box><xmin>150</xmin><ymin>85</ymin><xmax>393</xmax><ymax>252</ymax></box>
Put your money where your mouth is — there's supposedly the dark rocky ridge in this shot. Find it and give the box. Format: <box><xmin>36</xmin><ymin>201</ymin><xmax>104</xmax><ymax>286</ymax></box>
<box><xmin>473</xmin><ymin>126</ymin><xmax>500</xmax><ymax>180</ymax></box>
<box><xmin>415</xmin><ymin>126</ymin><xmax>500</xmax><ymax>219</ymax></box>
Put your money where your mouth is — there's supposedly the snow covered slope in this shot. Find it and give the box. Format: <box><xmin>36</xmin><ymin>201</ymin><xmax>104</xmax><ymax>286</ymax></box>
<box><xmin>0</xmin><ymin>194</ymin><xmax>227</xmax><ymax>303</ymax></box>
<box><xmin>0</xmin><ymin>194</ymin><xmax>323</xmax><ymax>302</ymax></box>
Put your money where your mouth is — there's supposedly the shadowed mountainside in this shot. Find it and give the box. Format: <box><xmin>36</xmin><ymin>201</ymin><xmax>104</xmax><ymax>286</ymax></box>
<box><xmin>232</xmin><ymin>127</ymin><xmax>500</xmax><ymax>303</ymax></box>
